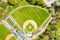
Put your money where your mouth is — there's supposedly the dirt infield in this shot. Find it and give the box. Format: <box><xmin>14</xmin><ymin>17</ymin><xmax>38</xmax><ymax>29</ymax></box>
<box><xmin>5</xmin><ymin>34</ymin><xmax>18</xmax><ymax>40</ymax></box>
<box><xmin>23</xmin><ymin>20</ymin><xmax>37</xmax><ymax>29</ymax></box>
<box><xmin>23</xmin><ymin>20</ymin><xmax>37</xmax><ymax>32</ymax></box>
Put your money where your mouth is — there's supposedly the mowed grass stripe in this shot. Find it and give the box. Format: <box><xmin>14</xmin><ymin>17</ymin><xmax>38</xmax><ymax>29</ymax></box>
<box><xmin>11</xmin><ymin>6</ymin><xmax>48</xmax><ymax>26</ymax></box>
<box><xmin>0</xmin><ymin>24</ymin><xmax>11</xmax><ymax>40</ymax></box>
<box><xmin>0</xmin><ymin>24</ymin><xmax>16</xmax><ymax>40</ymax></box>
<box><xmin>12</xmin><ymin>6</ymin><xmax>49</xmax><ymax>28</ymax></box>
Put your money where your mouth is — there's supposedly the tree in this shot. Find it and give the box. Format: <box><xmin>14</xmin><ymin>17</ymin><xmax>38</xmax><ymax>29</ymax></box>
<box><xmin>0</xmin><ymin>1</ymin><xmax>9</xmax><ymax>20</ymax></box>
<box><xmin>0</xmin><ymin>7</ymin><xmax>3</xmax><ymax>22</ymax></box>
<box><xmin>50</xmin><ymin>26</ymin><xmax>57</xmax><ymax>31</ymax></box>
<box><xmin>0</xmin><ymin>1</ymin><xmax>7</xmax><ymax>8</ymax></box>
<box><xmin>8</xmin><ymin>0</ymin><xmax>21</xmax><ymax>5</ymax></box>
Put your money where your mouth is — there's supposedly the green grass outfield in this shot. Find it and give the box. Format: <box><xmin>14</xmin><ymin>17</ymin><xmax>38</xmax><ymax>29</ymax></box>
<box><xmin>11</xmin><ymin>5</ymin><xmax>49</xmax><ymax>32</ymax></box>
<box><xmin>58</xmin><ymin>0</ymin><xmax>60</xmax><ymax>2</ymax></box>
<box><xmin>0</xmin><ymin>24</ymin><xmax>16</xmax><ymax>40</ymax></box>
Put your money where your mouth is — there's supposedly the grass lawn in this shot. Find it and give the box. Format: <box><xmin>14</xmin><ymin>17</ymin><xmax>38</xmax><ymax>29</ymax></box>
<box><xmin>0</xmin><ymin>0</ymin><xmax>29</xmax><ymax>20</ymax></box>
<box><xmin>26</xmin><ymin>24</ymin><xmax>34</xmax><ymax>32</ymax></box>
<box><xmin>10</xmin><ymin>37</ymin><xmax>17</xmax><ymax>40</ymax></box>
<box><xmin>55</xmin><ymin>21</ymin><xmax>60</xmax><ymax>40</ymax></box>
<box><xmin>56</xmin><ymin>12</ymin><xmax>60</xmax><ymax>18</ymax></box>
<box><xmin>0</xmin><ymin>24</ymin><xmax>16</xmax><ymax>40</ymax></box>
<box><xmin>56</xmin><ymin>21</ymin><xmax>60</xmax><ymax>35</ymax></box>
<box><xmin>11</xmin><ymin>6</ymin><xmax>49</xmax><ymax>31</ymax></box>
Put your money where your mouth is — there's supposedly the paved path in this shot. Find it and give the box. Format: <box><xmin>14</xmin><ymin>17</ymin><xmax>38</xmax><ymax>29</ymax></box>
<box><xmin>2</xmin><ymin>20</ymin><xmax>22</xmax><ymax>40</ymax></box>
<box><xmin>8</xmin><ymin>5</ymin><xmax>49</xmax><ymax>15</ymax></box>
<box><xmin>32</xmin><ymin>17</ymin><xmax>52</xmax><ymax>39</ymax></box>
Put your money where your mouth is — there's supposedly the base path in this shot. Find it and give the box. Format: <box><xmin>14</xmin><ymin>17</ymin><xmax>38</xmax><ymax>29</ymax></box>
<box><xmin>23</xmin><ymin>20</ymin><xmax>37</xmax><ymax>32</ymax></box>
<box><xmin>5</xmin><ymin>34</ymin><xmax>18</xmax><ymax>40</ymax></box>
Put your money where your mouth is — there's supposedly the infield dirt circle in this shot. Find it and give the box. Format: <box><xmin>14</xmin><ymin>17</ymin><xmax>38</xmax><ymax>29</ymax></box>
<box><xmin>5</xmin><ymin>34</ymin><xmax>18</xmax><ymax>40</ymax></box>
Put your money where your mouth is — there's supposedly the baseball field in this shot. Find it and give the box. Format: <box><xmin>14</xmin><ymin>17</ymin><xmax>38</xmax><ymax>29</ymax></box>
<box><xmin>11</xmin><ymin>5</ymin><xmax>49</xmax><ymax>34</ymax></box>
<box><xmin>0</xmin><ymin>24</ymin><xmax>17</xmax><ymax>40</ymax></box>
